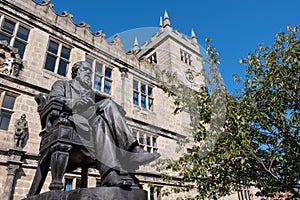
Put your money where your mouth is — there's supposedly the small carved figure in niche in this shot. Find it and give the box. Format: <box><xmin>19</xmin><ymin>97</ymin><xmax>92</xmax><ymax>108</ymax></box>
<box><xmin>1</xmin><ymin>58</ymin><xmax>14</xmax><ymax>75</ymax></box>
<box><xmin>14</xmin><ymin>114</ymin><xmax>29</xmax><ymax>149</ymax></box>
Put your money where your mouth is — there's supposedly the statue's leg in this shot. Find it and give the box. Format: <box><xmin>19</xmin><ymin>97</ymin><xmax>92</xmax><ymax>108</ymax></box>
<box><xmin>14</xmin><ymin>135</ymin><xmax>19</xmax><ymax>148</ymax></box>
<box><xmin>27</xmin><ymin>154</ymin><xmax>51</xmax><ymax>196</ymax></box>
<box><xmin>80</xmin><ymin>164</ymin><xmax>88</xmax><ymax>188</ymax></box>
<box><xmin>49</xmin><ymin>144</ymin><xmax>71</xmax><ymax>190</ymax></box>
<box><xmin>19</xmin><ymin>137</ymin><xmax>24</xmax><ymax>148</ymax></box>
<box><xmin>93</xmin><ymin>116</ymin><xmax>121</xmax><ymax>171</ymax></box>
<box><xmin>96</xmin><ymin>99</ymin><xmax>136</xmax><ymax>150</ymax></box>
<box><xmin>95</xmin><ymin>99</ymin><xmax>147</xmax><ymax>170</ymax></box>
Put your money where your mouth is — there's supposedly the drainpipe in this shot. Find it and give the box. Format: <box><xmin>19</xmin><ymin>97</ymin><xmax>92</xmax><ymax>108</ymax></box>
<box><xmin>119</xmin><ymin>67</ymin><xmax>128</xmax><ymax>109</ymax></box>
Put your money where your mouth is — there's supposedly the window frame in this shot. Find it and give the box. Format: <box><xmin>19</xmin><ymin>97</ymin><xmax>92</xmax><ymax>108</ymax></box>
<box><xmin>85</xmin><ymin>56</ymin><xmax>113</xmax><ymax>95</ymax></box>
<box><xmin>133</xmin><ymin>129</ymin><xmax>158</xmax><ymax>153</ymax></box>
<box><xmin>147</xmin><ymin>52</ymin><xmax>157</xmax><ymax>64</ymax></box>
<box><xmin>133</xmin><ymin>80</ymin><xmax>154</xmax><ymax>111</ymax></box>
<box><xmin>0</xmin><ymin>15</ymin><xmax>30</xmax><ymax>58</ymax></box>
<box><xmin>96</xmin><ymin>180</ymin><xmax>101</xmax><ymax>187</ymax></box>
<box><xmin>0</xmin><ymin>91</ymin><xmax>17</xmax><ymax>131</ymax></box>
<box><xmin>180</xmin><ymin>49</ymin><xmax>192</xmax><ymax>66</ymax></box>
<box><xmin>238</xmin><ymin>188</ymin><xmax>251</xmax><ymax>200</ymax></box>
<box><xmin>150</xmin><ymin>186</ymin><xmax>162</xmax><ymax>200</ymax></box>
<box><xmin>64</xmin><ymin>178</ymin><xmax>73</xmax><ymax>191</ymax></box>
<box><xmin>64</xmin><ymin>176</ymin><xmax>82</xmax><ymax>191</ymax></box>
<box><xmin>44</xmin><ymin>38</ymin><xmax>71</xmax><ymax>77</ymax></box>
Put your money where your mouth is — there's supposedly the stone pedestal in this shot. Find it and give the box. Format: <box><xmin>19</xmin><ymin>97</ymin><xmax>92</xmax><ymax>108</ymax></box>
<box><xmin>24</xmin><ymin>187</ymin><xmax>148</xmax><ymax>200</ymax></box>
<box><xmin>2</xmin><ymin>148</ymin><xmax>26</xmax><ymax>200</ymax></box>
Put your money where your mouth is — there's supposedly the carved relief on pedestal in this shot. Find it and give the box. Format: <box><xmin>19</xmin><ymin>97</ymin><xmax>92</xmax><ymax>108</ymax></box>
<box><xmin>0</xmin><ymin>40</ymin><xmax>23</xmax><ymax>77</ymax></box>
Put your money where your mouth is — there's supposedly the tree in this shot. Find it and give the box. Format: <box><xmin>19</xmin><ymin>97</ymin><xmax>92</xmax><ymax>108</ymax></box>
<box><xmin>157</xmin><ymin>26</ymin><xmax>300</xmax><ymax>199</ymax></box>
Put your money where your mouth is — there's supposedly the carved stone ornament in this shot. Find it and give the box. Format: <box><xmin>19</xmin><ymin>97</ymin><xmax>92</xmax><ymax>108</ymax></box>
<box><xmin>0</xmin><ymin>40</ymin><xmax>23</xmax><ymax>77</ymax></box>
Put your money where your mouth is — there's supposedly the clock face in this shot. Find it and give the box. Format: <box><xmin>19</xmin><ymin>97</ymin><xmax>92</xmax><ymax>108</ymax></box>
<box><xmin>185</xmin><ymin>71</ymin><xmax>194</xmax><ymax>83</ymax></box>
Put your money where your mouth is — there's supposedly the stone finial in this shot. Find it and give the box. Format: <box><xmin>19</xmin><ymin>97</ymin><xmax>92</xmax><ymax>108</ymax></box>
<box><xmin>95</xmin><ymin>30</ymin><xmax>106</xmax><ymax>40</ymax></box>
<box><xmin>61</xmin><ymin>11</ymin><xmax>73</xmax><ymax>19</ymax></box>
<box><xmin>133</xmin><ymin>37</ymin><xmax>139</xmax><ymax>53</ymax></box>
<box><xmin>191</xmin><ymin>28</ymin><xmax>198</xmax><ymax>44</ymax></box>
<box><xmin>111</xmin><ymin>34</ymin><xmax>124</xmax><ymax>50</ymax></box>
<box><xmin>79</xmin><ymin>21</ymin><xmax>90</xmax><ymax>28</ymax></box>
<box><xmin>141</xmin><ymin>41</ymin><xmax>149</xmax><ymax>49</ymax></box>
<box><xmin>159</xmin><ymin>16</ymin><xmax>163</xmax><ymax>32</ymax></box>
<box><xmin>41</xmin><ymin>0</ymin><xmax>54</xmax><ymax>8</ymax></box>
<box><xmin>163</xmin><ymin>10</ymin><xmax>172</xmax><ymax>31</ymax></box>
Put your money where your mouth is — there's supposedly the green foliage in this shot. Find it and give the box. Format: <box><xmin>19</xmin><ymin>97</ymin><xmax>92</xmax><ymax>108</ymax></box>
<box><xmin>157</xmin><ymin>26</ymin><xmax>300</xmax><ymax>199</ymax></box>
<box><xmin>238</xmin><ymin>25</ymin><xmax>300</xmax><ymax>197</ymax></box>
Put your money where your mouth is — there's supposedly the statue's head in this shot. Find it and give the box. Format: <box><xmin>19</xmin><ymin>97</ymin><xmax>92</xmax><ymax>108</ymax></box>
<box><xmin>71</xmin><ymin>61</ymin><xmax>92</xmax><ymax>79</ymax></box>
<box><xmin>71</xmin><ymin>61</ymin><xmax>93</xmax><ymax>88</ymax></box>
<box><xmin>21</xmin><ymin>114</ymin><xmax>26</xmax><ymax>119</ymax></box>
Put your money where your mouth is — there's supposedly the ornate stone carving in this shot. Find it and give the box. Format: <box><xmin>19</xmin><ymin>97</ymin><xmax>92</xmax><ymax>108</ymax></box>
<box><xmin>0</xmin><ymin>40</ymin><xmax>23</xmax><ymax>77</ymax></box>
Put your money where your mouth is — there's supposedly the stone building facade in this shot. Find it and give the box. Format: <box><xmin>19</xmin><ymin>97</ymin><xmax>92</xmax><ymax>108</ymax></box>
<box><xmin>0</xmin><ymin>0</ymin><xmax>205</xmax><ymax>199</ymax></box>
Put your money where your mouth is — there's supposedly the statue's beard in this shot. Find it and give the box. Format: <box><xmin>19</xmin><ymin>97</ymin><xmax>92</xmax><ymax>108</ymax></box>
<box><xmin>78</xmin><ymin>76</ymin><xmax>92</xmax><ymax>89</ymax></box>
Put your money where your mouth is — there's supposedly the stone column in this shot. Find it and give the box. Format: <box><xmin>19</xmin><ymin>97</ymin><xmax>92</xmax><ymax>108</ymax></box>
<box><xmin>2</xmin><ymin>148</ymin><xmax>26</xmax><ymax>200</ymax></box>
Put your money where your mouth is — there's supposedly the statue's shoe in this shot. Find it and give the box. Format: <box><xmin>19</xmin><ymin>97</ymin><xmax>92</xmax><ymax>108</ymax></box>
<box><xmin>129</xmin><ymin>146</ymin><xmax>161</xmax><ymax>166</ymax></box>
<box><xmin>101</xmin><ymin>170</ymin><xmax>132</xmax><ymax>188</ymax></box>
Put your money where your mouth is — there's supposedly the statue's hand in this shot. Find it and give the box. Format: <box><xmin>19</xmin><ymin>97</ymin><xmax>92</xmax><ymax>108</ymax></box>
<box><xmin>75</xmin><ymin>97</ymin><xmax>95</xmax><ymax>108</ymax></box>
<box><xmin>50</xmin><ymin>110</ymin><xmax>60</xmax><ymax>120</ymax></box>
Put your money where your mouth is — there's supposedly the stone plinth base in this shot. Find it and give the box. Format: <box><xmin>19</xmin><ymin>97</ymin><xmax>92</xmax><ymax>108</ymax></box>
<box><xmin>24</xmin><ymin>187</ymin><xmax>148</xmax><ymax>200</ymax></box>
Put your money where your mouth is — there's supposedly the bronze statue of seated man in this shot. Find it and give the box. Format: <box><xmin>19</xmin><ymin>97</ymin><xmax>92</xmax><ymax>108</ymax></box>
<box><xmin>47</xmin><ymin>61</ymin><xmax>160</xmax><ymax>188</ymax></box>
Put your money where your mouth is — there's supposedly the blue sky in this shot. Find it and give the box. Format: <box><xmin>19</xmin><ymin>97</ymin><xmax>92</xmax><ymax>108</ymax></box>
<box><xmin>45</xmin><ymin>0</ymin><xmax>299</xmax><ymax>93</ymax></box>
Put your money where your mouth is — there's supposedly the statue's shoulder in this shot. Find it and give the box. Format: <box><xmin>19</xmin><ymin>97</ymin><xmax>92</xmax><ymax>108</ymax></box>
<box><xmin>51</xmin><ymin>79</ymin><xmax>72</xmax><ymax>89</ymax></box>
<box><xmin>53</xmin><ymin>79</ymin><xmax>70</xmax><ymax>85</ymax></box>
